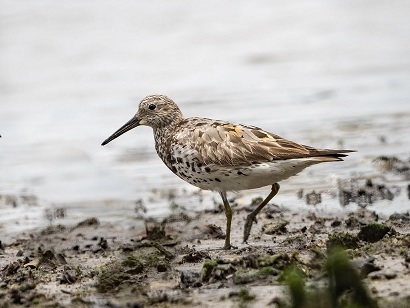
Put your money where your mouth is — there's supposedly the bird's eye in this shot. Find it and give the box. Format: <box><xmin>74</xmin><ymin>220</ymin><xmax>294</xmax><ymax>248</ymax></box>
<box><xmin>148</xmin><ymin>104</ymin><xmax>156</xmax><ymax>110</ymax></box>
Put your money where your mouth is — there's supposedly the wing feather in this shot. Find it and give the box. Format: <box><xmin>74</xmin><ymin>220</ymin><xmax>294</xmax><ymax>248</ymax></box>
<box><xmin>175</xmin><ymin>118</ymin><xmax>354</xmax><ymax>166</ymax></box>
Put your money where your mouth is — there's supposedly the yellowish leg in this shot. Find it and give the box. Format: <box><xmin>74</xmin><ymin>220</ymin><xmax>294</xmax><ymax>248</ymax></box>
<box><xmin>219</xmin><ymin>191</ymin><xmax>232</xmax><ymax>250</ymax></box>
<box><xmin>243</xmin><ymin>183</ymin><xmax>280</xmax><ymax>243</ymax></box>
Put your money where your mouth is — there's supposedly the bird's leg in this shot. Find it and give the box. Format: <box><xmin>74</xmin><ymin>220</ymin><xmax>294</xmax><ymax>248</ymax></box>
<box><xmin>219</xmin><ymin>191</ymin><xmax>233</xmax><ymax>250</ymax></box>
<box><xmin>243</xmin><ymin>183</ymin><xmax>280</xmax><ymax>243</ymax></box>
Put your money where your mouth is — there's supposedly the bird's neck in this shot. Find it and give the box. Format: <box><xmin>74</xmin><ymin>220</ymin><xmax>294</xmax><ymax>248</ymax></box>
<box><xmin>153</xmin><ymin>117</ymin><xmax>183</xmax><ymax>148</ymax></box>
<box><xmin>153</xmin><ymin>119</ymin><xmax>182</xmax><ymax>168</ymax></box>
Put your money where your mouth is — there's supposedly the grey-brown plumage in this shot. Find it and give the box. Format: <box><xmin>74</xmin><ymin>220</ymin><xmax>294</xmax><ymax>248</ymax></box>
<box><xmin>102</xmin><ymin>95</ymin><xmax>355</xmax><ymax>249</ymax></box>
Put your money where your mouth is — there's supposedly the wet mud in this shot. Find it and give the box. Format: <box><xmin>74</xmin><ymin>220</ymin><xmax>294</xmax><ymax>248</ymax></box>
<box><xmin>1</xmin><ymin>169</ymin><xmax>410</xmax><ymax>307</ymax></box>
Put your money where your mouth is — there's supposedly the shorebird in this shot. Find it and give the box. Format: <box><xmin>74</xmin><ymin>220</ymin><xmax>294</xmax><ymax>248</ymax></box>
<box><xmin>102</xmin><ymin>95</ymin><xmax>354</xmax><ymax>249</ymax></box>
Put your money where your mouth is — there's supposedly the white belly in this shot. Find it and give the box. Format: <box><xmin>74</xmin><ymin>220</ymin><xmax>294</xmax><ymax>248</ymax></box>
<box><xmin>177</xmin><ymin>158</ymin><xmax>328</xmax><ymax>192</ymax></box>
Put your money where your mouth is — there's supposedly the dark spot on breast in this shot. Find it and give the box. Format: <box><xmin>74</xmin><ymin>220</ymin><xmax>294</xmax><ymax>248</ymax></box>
<box><xmin>215</xmin><ymin>178</ymin><xmax>221</xmax><ymax>182</ymax></box>
<box><xmin>177</xmin><ymin>157</ymin><xmax>183</xmax><ymax>163</ymax></box>
<box><xmin>186</xmin><ymin>161</ymin><xmax>190</xmax><ymax>167</ymax></box>
<box><xmin>196</xmin><ymin>162</ymin><xmax>203</xmax><ymax>168</ymax></box>
<box><xmin>205</xmin><ymin>167</ymin><xmax>211</xmax><ymax>173</ymax></box>
<box><xmin>237</xmin><ymin>171</ymin><xmax>245</xmax><ymax>175</ymax></box>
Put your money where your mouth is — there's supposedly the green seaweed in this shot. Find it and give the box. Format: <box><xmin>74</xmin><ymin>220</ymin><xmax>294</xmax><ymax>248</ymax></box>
<box><xmin>201</xmin><ymin>259</ymin><xmax>219</xmax><ymax>282</ymax></box>
<box><xmin>327</xmin><ymin>232</ymin><xmax>360</xmax><ymax>250</ymax></box>
<box><xmin>281</xmin><ymin>247</ymin><xmax>378</xmax><ymax>308</ymax></box>
<box><xmin>256</xmin><ymin>253</ymin><xmax>290</xmax><ymax>269</ymax></box>
<box><xmin>358</xmin><ymin>223</ymin><xmax>391</xmax><ymax>243</ymax></box>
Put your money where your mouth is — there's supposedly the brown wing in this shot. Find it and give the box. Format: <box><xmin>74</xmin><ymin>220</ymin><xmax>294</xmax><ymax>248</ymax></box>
<box><xmin>176</xmin><ymin>118</ymin><xmax>353</xmax><ymax>166</ymax></box>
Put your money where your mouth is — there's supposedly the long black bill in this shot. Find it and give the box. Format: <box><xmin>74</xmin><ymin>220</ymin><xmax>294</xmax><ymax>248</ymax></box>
<box><xmin>101</xmin><ymin>117</ymin><xmax>140</xmax><ymax>146</ymax></box>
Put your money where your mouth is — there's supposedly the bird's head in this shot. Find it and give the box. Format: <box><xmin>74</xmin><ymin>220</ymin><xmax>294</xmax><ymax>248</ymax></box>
<box><xmin>101</xmin><ymin>95</ymin><xmax>183</xmax><ymax>146</ymax></box>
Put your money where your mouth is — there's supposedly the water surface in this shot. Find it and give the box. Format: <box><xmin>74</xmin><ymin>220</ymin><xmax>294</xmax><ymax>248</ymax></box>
<box><xmin>1</xmin><ymin>1</ymin><xmax>409</xmax><ymax>236</ymax></box>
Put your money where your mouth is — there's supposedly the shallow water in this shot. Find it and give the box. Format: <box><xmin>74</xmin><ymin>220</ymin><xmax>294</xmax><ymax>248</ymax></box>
<box><xmin>1</xmin><ymin>1</ymin><xmax>410</xmax><ymax>236</ymax></box>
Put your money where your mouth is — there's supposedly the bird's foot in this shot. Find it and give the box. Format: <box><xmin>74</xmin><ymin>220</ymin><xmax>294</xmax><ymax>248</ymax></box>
<box><xmin>223</xmin><ymin>243</ymin><xmax>237</xmax><ymax>250</ymax></box>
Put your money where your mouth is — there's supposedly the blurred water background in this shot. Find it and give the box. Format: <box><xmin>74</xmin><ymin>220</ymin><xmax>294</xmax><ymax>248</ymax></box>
<box><xmin>1</xmin><ymin>0</ymin><xmax>409</xmax><ymax>236</ymax></box>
